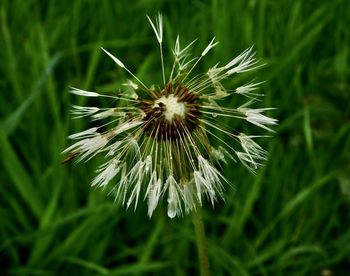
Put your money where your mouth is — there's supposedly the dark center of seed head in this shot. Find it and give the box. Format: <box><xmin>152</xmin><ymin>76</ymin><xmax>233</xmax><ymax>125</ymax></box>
<box><xmin>140</xmin><ymin>84</ymin><xmax>201</xmax><ymax>140</ymax></box>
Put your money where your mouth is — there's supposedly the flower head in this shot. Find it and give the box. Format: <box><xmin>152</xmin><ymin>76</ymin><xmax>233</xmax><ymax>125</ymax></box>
<box><xmin>64</xmin><ymin>14</ymin><xmax>276</xmax><ymax>218</ymax></box>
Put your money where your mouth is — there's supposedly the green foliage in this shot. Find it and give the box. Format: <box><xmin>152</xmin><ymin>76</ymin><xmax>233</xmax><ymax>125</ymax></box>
<box><xmin>1</xmin><ymin>0</ymin><xmax>349</xmax><ymax>275</ymax></box>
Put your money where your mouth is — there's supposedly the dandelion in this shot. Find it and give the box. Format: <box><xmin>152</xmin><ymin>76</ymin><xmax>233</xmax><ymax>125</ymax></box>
<box><xmin>63</xmin><ymin>14</ymin><xmax>276</xmax><ymax>218</ymax></box>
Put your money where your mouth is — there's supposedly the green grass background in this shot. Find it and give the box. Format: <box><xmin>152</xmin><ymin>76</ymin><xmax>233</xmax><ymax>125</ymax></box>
<box><xmin>1</xmin><ymin>0</ymin><xmax>350</xmax><ymax>275</ymax></box>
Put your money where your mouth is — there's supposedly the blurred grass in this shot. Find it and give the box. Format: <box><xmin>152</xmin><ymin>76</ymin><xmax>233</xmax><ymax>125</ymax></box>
<box><xmin>1</xmin><ymin>0</ymin><xmax>350</xmax><ymax>275</ymax></box>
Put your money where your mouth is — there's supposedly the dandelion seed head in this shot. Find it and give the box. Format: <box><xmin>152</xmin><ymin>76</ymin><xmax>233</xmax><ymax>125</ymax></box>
<box><xmin>64</xmin><ymin>14</ymin><xmax>276</xmax><ymax>218</ymax></box>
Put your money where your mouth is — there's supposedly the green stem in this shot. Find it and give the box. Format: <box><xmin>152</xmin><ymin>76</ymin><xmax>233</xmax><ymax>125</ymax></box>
<box><xmin>192</xmin><ymin>208</ymin><xmax>211</xmax><ymax>276</ymax></box>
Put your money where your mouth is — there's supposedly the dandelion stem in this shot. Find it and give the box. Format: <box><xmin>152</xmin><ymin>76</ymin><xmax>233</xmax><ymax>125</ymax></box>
<box><xmin>192</xmin><ymin>208</ymin><xmax>210</xmax><ymax>276</ymax></box>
